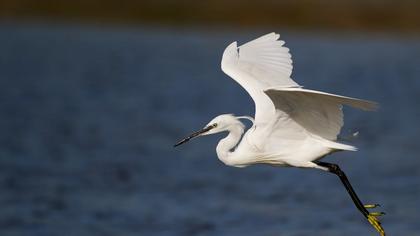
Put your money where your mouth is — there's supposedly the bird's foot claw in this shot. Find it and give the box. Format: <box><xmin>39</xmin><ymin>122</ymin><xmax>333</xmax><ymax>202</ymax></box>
<box><xmin>367</xmin><ymin>213</ymin><xmax>386</xmax><ymax>236</ymax></box>
<box><xmin>370</xmin><ymin>212</ymin><xmax>386</xmax><ymax>216</ymax></box>
<box><xmin>364</xmin><ymin>204</ymin><xmax>380</xmax><ymax>209</ymax></box>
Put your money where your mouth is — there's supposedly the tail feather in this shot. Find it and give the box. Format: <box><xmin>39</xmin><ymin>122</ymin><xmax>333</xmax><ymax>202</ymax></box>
<box><xmin>321</xmin><ymin>139</ymin><xmax>358</xmax><ymax>151</ymax></box>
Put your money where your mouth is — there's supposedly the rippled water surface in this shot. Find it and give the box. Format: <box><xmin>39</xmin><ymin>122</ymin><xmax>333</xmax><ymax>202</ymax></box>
<box><xmin>0</xmin><ymin>24</ymin><xmax>419</xmax><ymax>235</ymax></box>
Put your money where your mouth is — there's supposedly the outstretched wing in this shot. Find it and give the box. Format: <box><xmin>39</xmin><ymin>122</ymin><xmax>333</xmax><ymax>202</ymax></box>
<box><xmin>221</xmin><ymin>33</ymin><xmax>377</xmax><ymax>151</ymax></box>
<box><xmin>264</xmin><ymin>87</ymin><xmax>378</xmax><ymax>141</ymax></box>
<box><xmin>221</xmin><ymin>32</ymin><xmax>299</xmax><ymax>123</ymax></box>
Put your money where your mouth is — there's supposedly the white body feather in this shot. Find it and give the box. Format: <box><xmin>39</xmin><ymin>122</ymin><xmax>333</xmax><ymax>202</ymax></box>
<box><xmin>215</xmin><ymin>33</ymin><xmax>377</xmax><ymax>168</ymax></box>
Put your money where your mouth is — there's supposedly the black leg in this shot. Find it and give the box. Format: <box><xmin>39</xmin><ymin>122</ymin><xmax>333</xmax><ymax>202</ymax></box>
<box><xmin>316</xmin><ymin>161</ymin><xmax>385</xmax><ymax>236</ymax></box>
<box><xmin>317</xmin><ymin>162</ymin><xmax>369</xmax><ymax>216</ymax></box>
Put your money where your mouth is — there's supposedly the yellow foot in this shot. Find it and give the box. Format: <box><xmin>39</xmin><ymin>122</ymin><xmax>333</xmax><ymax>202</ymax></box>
<box><xmin>367</xmin><ymin>214</ymin><xmax>386</xmax><ymax>236</ymax></box>
<box><xmin>364</xmin><ymin>204</ymin><xmax>380</xmax><ymax>209</ymax></box>
<box><xmin>370</xmin><ymin>212</ymin><xmax>386</xmax><ymax>216</ymax></box>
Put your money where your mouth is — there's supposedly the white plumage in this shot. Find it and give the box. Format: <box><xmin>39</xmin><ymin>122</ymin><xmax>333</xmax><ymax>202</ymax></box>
<box><xmin>175</xmin><ymin>33</ymin><xmax>385</xmax><ymax>235</ymax></box>
<box><xmin>215</xmin><ymin>32</ymin><xmax>377</xmax><ymax>168</ymax></box>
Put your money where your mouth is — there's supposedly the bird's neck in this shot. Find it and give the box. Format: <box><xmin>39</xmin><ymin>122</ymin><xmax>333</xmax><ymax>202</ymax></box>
<box><xmin>216</xmin><ymin>124</ymin><xmax>244</xmax><ymax>165</ymax></box>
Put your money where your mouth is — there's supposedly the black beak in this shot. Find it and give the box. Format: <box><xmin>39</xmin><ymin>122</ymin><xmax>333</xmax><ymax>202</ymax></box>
<box><xmin>174</xmin><ymin>125</ymin><xmax>215</xmax><ymax>147</ymax></box>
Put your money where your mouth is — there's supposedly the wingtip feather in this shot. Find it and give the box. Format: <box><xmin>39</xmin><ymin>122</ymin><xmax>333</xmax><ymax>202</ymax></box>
<box><xmin>347</xmin><ymin>99</ymin><xmax>379</xmax><ymax>111</ymax></box>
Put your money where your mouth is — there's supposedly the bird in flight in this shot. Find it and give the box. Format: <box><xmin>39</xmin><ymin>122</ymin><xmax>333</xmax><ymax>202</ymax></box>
<box><xmin>174</xmin><ymin>33</ymin><xmax>385</xmax><ymax>235</ymax></box>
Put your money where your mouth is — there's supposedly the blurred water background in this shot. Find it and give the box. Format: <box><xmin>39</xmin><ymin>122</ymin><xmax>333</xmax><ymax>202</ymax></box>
<box><xmin>1</xmin><ymin>1</ymin><xmax>420</xmax><ymax>236</ymax></box>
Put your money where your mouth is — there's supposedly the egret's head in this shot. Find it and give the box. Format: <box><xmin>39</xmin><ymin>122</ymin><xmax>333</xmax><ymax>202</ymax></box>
<box><xmin>174</xmin><ymin>114</ymin><xmax>244</xmax><ymax>147</ymax></box>
<box><xmin>202</xmin><ymin>114</ymin><xmax>244</xmax><ymax>135</ymax></box>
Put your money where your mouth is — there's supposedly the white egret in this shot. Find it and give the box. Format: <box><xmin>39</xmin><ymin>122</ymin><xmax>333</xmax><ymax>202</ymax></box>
<box><xmin>175</xmin><ymin>33</ymin><xmax>385</xmax><ymax>235</ymax></box>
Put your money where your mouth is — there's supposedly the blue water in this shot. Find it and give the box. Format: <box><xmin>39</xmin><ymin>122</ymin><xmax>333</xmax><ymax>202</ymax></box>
<box><xmin>0</xmin><ymin>24</ymin><xmax>419</xmax><ymax>236</ymax></box>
